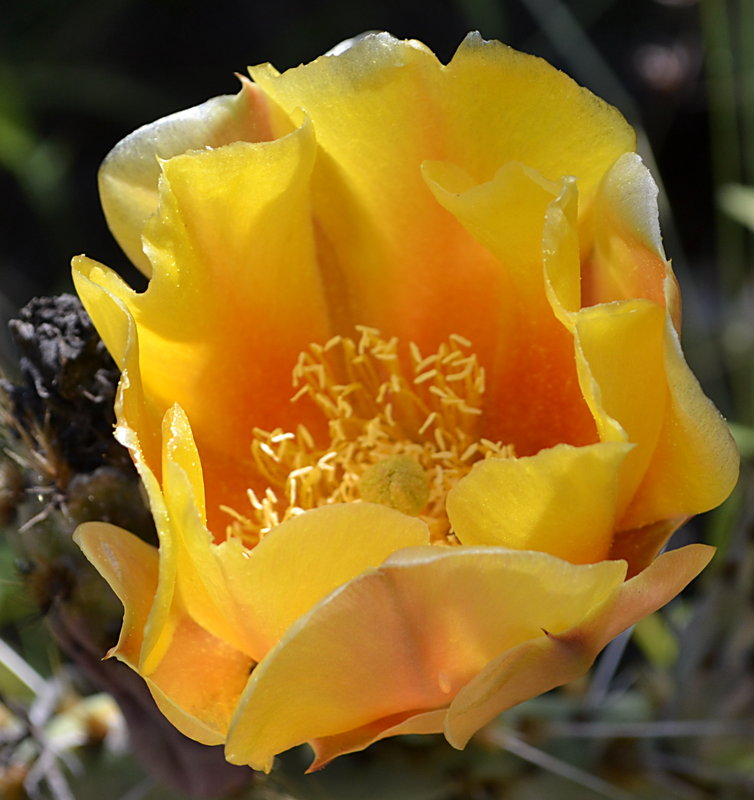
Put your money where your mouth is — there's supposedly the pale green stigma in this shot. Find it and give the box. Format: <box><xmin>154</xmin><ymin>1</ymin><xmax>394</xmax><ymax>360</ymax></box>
<box><xmin>358</xmin><ymin>455</ymin><xmax>430</xmax><ymax>516</ymax></box>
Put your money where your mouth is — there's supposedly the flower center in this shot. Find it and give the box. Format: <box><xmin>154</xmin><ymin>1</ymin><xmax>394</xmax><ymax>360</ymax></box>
<box><xmin>221</xmin><ymin>327</ymin><xmax>512</xmax><ymax>546</ymax></box>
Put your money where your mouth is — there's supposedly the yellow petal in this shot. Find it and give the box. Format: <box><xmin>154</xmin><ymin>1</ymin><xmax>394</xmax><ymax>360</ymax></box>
<box><xmin>157</xmin><ymin>405</ymin><xmax>254</xmax><ymax>659</ymax></box>
<box><xmin>574</xmin><ymin>299</ymin><xmax>668</xmax><ymax>515</ymax></box>
<box><xmin>620</xmin><ymin>319</ymin><xmax>740</xmax><ymax>529</ymax></box>
<box><xmin>572</xmin><ymin>297</ymin><xmax>739</xmax><ymax>535</ymax></box>
<box><xmin>73</xmin><ymin>522</ymin><xmax>158</xmax><ymax>667</ymax></box>
<box><xmin>446</xmin><ymin>442</ymin><xmax>630</xmax><ymax>564</ymax></box>
<box><xmin>224</xmin><ymin>546</ymin><xmax>627</xmax><ymax>771</ymax></box>
<box><xmin>215</xmin><ymin>503</ymin><xmax>430</xmax><ymax>660</ymax></box>
<box><xmin>76</xmin><ymin>426</ymin><xmax>253</xmax><ymax>744</ymax></box>
<box><xmin>542</xmin><ymin>176</ymin><xmax>581</xmax><ymax>322</ymax></box>
<box><xmin>251</xmin><ymin>33</ymin><xmax>633</xmax><ymax>224</ymax></box>
<box><xmin>248</xmin><ymin>32</ymin><xmax>633</xmax><ymax>392</ymax></box>
<box><xmin>71</xmin><ymin>262</ymin><xmax>165</xmax><ymax>494</ymax></box>
<box><xmin>75</xmin><ymin>117</ymin><xmax>333</xmax><ymax>532</ymax></box>
<box><xmin>71</xmin><ymin>272</ymin><xmax>214</xmax><ymax>670</ymax></box>
<box><xmin>99</xmin><ymin>78</ymin><xmax>283</xmax><ymax>275</ymax></box>
<box><xmin>445</xmin><ymin>543</ymin><xmax>714</xmax><ymax>748</ymax></box>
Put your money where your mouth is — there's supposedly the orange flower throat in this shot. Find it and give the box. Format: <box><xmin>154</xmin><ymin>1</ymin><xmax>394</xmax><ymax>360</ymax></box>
<box><xmin>222</xmin><ymin>327</ymin><xmax>513</xmax><ymax>545</ymax></box>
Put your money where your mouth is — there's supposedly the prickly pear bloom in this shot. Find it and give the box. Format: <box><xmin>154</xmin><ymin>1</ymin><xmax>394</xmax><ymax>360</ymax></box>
<box><xmin>72</xmin><ymin>33</ymin><xmax>737</xmax><ymax>772</ymax></box>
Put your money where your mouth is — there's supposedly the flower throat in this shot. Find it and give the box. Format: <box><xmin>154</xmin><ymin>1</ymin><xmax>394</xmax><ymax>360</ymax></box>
<box><xmin>222</xmin><ymin>327</ymin><xmax>512</xmax><ymax>545</ymax></box>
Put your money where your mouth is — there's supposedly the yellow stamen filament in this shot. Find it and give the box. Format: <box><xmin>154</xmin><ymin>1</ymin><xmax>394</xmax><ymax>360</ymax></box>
<box><xmin>224</xmin><ymin>327</ymin><xmax>512</xmax><ymax>546</ymax></box>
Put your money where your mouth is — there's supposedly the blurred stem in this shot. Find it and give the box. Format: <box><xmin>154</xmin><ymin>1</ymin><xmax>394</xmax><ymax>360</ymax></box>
<box><xmin>583</xmin><ymin>627</ymin><xmax>633</xmax><ymax>711</ymax></box>
<box><xmin>738</xmin><ymin>0</ymin><xmax>754</xmax><ymax>186</ymax></box>
<box><xmin>701</xmin><ymin>0</ymin><xmax>754</xmax><ymax>426</ymax></box>
<box><xmin>523</xmin><ymin>0</ymin><xmax>618</xmax><ymax>41</ymax></box>
<box><xmin>0</xmin><ymin>636</ymin><xmax>47</xmax><ymax>697</ymax></box>
<box><xmin>493</xmin><ymin>731</ymin><xmax>634</xmax><ymax>800</ymax></box>
<box><xmin>700</xmin><ymin>0</ymin><xmax>747</xmax><ymax>295</ymax></box>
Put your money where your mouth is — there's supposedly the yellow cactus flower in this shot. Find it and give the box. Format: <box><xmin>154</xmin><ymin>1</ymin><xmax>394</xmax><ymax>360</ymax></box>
<box><xmin>72</xmin><ymin>33</ymin><xmax>738</xmax><ymax>772</ymax></box>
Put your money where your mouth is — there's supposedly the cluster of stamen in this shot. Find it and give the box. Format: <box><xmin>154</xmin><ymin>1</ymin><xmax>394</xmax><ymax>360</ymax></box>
<box><xmin>221</xmin><ymin>327</ymin><xmax>512</xmax><ymax>546</ymax></box>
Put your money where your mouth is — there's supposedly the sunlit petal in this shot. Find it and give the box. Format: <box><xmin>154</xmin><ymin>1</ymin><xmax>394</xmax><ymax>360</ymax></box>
<box><xmin>224</xmin><ymin>547</ymin><xmax>627</xmax><ymax>771</ymax></box>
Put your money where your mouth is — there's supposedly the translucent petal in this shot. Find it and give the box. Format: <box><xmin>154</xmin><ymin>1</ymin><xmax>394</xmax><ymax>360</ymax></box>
<box><xmin>143</xmin><ymin>612</ymin><xmax>253</xmax><ymax>745</ymax></box>
<box><xmin>309</xmin><ymin>709</ymin><xmax>447</xmax><ymax>771</ymax></box>
<box><xmin>620</xmin><ymin>319</ymin><xmax>740</xmax><ymax>529</ymax></box>
<box><xmin>445</xmin><ymin>543</ymin><xmax>714</xmax><ymax>747</ymax></box>
<box><xmin>584</xmin><ymin>153</ymin><xmax>680</xmax><ymax>330</ymax></box>
<box><xmin>574</xmin><ymin>299</ymin><xmax>668</xmax><ymax>515</ymax></box>
<box><xmin>224</xmin><ymin>546</ymin><xmax>627</xmax><ymax>770</ymax></box>
<box><xmin>99</xmin><ymin>79</ymin><xmax>283</xmax><ymax>275</ymax></box>
<box><xmin>73</xmin><ymin>522</ymin><xmax>158</xmax><ymax>667</ymax></box>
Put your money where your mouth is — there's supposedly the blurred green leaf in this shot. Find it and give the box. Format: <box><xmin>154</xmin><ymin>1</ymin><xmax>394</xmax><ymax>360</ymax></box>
<box><xmin>728</xmin><ymin>421</ymin><xmax>754</xmax><ymax>459</ymax></box>
<box><xmin>718</xmin><ymin>183</ymin><xmax>754</xmax><ymax>231</ymax></box>
<box><xmin>0</xmin><ymin>544</ymin><xmax>33</xmax><ymax>625</ymax></box>
<box><xmin>633</xmin><ymin>612</ymin><xmax>678</xmax><ymax>671</ymax></box>
<box><xmin>0</xmin><ymin>636</ymin><xmax>46</xmax><ymax>701</ymax></box>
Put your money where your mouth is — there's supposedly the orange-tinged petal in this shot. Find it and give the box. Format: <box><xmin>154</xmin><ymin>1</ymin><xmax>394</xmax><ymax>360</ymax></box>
<box><xmin>76</xmin><ymin>427</ymin><xmax>254</xmax><ymax>745</ymax></box>
<box><xmin>309</xmin><ymin>709</ymin><xmax>447</xmax><ymax>772</ymax></box>
<box><xmin>215</xmin><ymin>503</ymin><xmax>430</xmax><ymax>660</ymax></box>
<box><xmin>143</xmin><ymin>612</ymin><xmax>253</xmax><ymax>746</ymax></box>
<box><xmin>74</xmin><ymin>520</ymin><xmax>252</xmax><ymax>745</ymax></box>
<box><xmin>584</xmin><ymin>153</ymin><xmax>681</xmax><ymax>330</ymax></box>
<box><xmin>423</xmin><ymin>160</ymin><xmax>597</xmax><ymax>451</ymax></box>
<box><xmin>444</xmin><ymin>543</ymin><xmax>714</xmax><ymax>748</ymax></box>
<box><xmin>73</xmin><ymin>522</ymin><xmax>158</xmax><ymax>667</ymax></box>
<box><xmin>99</xmin><ymin>78</ymin><xmax>283</xmax><ymax>276</ymax></box>
<box><xmin>148</xmin><ymin>679</ymin><xmax>230</xmax><ymax>747</ymax></box>
<box><xmin>224</xmin><ymin>547</ymin><xmax>627</xmax><ymax>771</ymax></box>
<box><xmin>248</xmin><ymin>32</ymin><xmax>633</xmax><ymax>384</ymax></box>
<box><xmin>447</xmin><ymin>442</ymin><xmax>630</xmax><ymax>563</ymax></box>
<box><xmin>75</xmin><ymin>118</ymin><xmax>333</xmax><ymax>532</ymax></box>
<box><xmin>422</xmin><ymin>159</ymin><xmax>559</xmax><ymax>295</ymax></box>
<box><xmin>608</xmin><ymin>517</ymin><xmax>687</xmax><ymax>578</ymax></box>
